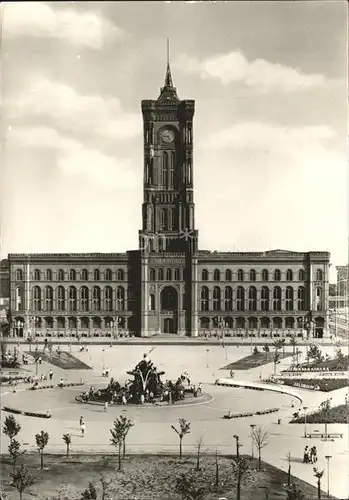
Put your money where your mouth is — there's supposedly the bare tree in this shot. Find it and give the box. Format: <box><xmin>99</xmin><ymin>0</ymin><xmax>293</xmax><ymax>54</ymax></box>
<box><xmin>171</xmin><ymin>418</ymin><xmax>191</xmax><ymax>459</ymax></box>
<box><xmin>175</xmin><ymin>473</ymin><xmax>206</xmax><ymax>500</ymax></box>
<box><xmin>251</xmin><ymin>426</ymin><xmax>269</xmax><ymax>471</ymax></box>
<box><xmin>195</xmin><ymin>436</ymin><xmax>204</xmax><ymax>471</ymax></box>
<box><xmin>313</xmin><ymin>468</ymin><xmax>324</xmax><ymax>500</ymax></box>
<box><xmin>2</xmin><ymin>415</ymin><xmax>21</xmax><ymax>443</ymax></box>
<box><xmin>110</xmin><ymin>420</ymin><xmax>124</xmax><ymax>471</ymax></box>
<box><xmin>10</xmin><ymin>465</ymin><xmax>35</xmax><ymax>500</ymax></box>
<box><xmin>286</xmin><ymin>483</ymin><xmax>305</xmax><ymax>500</ymax></box>
<box><xmin>99</xmin><ymin>474</ymin><xmax>112</xmax><ymax>500</ymax></box>
<box><xmin>120</xmin><ymin>416</ymin><xmax>134</xmax><ymax>458</ymax></box>
<box><xmin>214</xmin><ymin>449</ymin><xmax>219</xmax><ymax>487</ymax></box>
<box><xmin>8</xmin><ymin>439</ymin><xmax>26</xmax><ymax>474</ymax></box>
<box><xmin>35</xmin><ymin>430</ymin><xmax>49</xmax><ymax>470</ymax></box>
<box><xmin>62</xmin><ymin>433</ymin><xmax>71</xmax><ymax>458</ymax></box>
<box><xmin>232</xmin><ymin>455</ymin><xmax>251</xmax><ymax>500</ymax></box>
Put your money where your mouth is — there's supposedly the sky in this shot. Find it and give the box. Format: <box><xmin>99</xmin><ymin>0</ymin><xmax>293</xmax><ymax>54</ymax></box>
<box><xmin>0</xmin><ymin>1</ymin><xmax>347</xmax><ymax>281</ymax></box>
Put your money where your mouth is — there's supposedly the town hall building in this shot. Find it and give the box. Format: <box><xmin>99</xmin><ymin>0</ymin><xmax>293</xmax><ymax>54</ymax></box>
<box><xmin>7</xmin><ymin>62</ymin><xmax>330</xmax><ymax>339</ymax></box>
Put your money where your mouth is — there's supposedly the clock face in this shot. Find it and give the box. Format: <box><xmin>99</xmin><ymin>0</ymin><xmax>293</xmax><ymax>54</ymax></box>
<box><xmin>160</xmin><ymin>129</ymin><xmax>175</xmax><ymax>143</ymax></box>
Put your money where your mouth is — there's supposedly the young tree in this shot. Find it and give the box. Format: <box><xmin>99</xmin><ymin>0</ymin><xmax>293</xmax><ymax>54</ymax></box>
<box><xmin>10</xmin><ymin>465</ymin><xmax>35</xmax><ymax>500</ymax></box>
<box><xmin>175</xmin><ymin>473</ymin><xmax>206</xmax><ymax>500</ymax></box>
<box><xmin>313</xmin><ymin>468</ymin><xmax>324</xmax><ymax>500</ymax></box>
<box><xmin>8</xmin><ymin>439</ymin><xmax>25</xmax><ymax>474</ymax></box>
<box><xmin>35</xmin><ymin>430</ymin><xmax>49</xmax><ymax>470</ymax></box>
<box><xmin>253</xmin><ymin>346</ymin><xmax>259</xmax><ymax>355</ymax></box>
<box><xmin>214</xmin><ymin>449</ymin><xmax>219</xmax><ymax>487</ymax></box>
<box><xmin>171</xmin><ymin>418</ymin><xmax>191</xmax><ymax>459</ymax></box>
<box><xmin>273</xmin><ymin>350</ymin><xmax>280</xmax><ymax>375</ymax></box>
<box><xmin>251</xmin><ymin>426</ymin><xmax>269</xmax><ymax>471</ymax></box>
<box><xmin>62</xmin><ymin>433</ymin><xmax>71</xmax><ymax>458</ymax></box>
<box><xmin>99</xmin><ymin>474</ymin><xmax>112</xmax><ymax>500</ymax></box>
<box><xmin>110</xmin><ymin>419</ymin><xmax>124</xmax><ymax>471</ymax></box>
<box><xmin>120</xmin><ymin>416</ymin><xmax>134</xmax><ymax>458</ymax></box>
<box><xmin>195</xmin><ymin>436</ymin><xmax>204</xmax><ymax>471</ymax></box>
<box><xmin>80</xmin><ymin>482</ymin><xmax>97</xmax><ymax>500</ymax></box>
<box><xmin>3</xmin><ymin>415</ymin><xmax>21</xmax><ymax>443</ymax></box>
<box><xmin>289</xmin><ymin>336</ymin><xmax>297</xmax><ymax>356</ymax></box>
<box><xmin>262</xmin><ymin>344</ymin><xmax>270</xmax><ymax>362</ymax></box>
<box><xmin>231</xmin><ymin>455</ymin><xmax>250</xmax><ymax>500</ymax></box>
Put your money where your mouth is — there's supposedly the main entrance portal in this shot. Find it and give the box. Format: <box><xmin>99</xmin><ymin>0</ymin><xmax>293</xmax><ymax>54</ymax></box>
<box><xmin>160</xmin><ymin>286</ymin><xmax>178</xmax><ymax>334</ymax></box>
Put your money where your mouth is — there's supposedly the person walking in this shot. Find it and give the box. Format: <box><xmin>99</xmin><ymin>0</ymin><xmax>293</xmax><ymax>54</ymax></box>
<box><xmin>311</xmin><ymin>446</ymin><xmax>318</xmax><ymax>464</ymax></box>
<box><xmin>79</xmin><ymin>416</ymin><xmax>84</xmax><ymax>426</ymax></box>
<box><xmin>81</xmin><ymin>422</ymin><xmax>86</xmax><ymax>437</ymax></box>
<box><xmin>303</xmin><ymin>446</ymin><xmax>309</xmax><ymax>463</ymax></box>
<box><xmin>104</xmin><ymin>401</ymin><xmax>108</xmax><ymax>412</ymax></box>
<box><xmin>49</xmin><ymin>369</ymin><xmax>53</xmax><ymax>381</ymax></box>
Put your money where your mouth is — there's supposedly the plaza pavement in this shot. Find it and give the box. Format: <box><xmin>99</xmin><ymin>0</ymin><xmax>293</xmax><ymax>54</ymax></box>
<box><xmin>1</xmin><ymin>343</ymin><xmax>348</xmax><ymax>499</ymax></box>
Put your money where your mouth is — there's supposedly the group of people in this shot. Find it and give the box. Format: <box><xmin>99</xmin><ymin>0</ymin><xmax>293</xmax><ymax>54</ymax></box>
<box><xmin>303</xmin><ymin>446</ymin><xmax>318</xmax><ymax>464</ymax></box>
<box><xmin>102</xmin><ymin>367</ymin><xmax>110</xmax><ymax>377</ymax></box>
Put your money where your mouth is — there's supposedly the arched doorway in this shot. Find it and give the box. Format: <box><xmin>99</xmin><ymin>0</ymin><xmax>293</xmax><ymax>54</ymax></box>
<box><xmin>314</xmin><ymin>317</ymin><xmax>325</xmax><ymax>338</ymax></box>
<box><xmin>160</xmin><ymin>286</ymin><xmax>178</xmax><ymax>334</ymax></box>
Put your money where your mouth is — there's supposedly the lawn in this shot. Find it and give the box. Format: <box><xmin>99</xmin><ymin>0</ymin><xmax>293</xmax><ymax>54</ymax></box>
<box><xmin>301</xmin><ymin>355</ymin><xmax>348</xmax><ymax>371</ymax></box>
<box><xmin>222</xmin><ymin>352</ymin><xmax>293</xmax><ymax>370</ymax></box>
<box><xmin>0</xmin><ymin>453</ymin><xmax>332</xmax><ymax>500</ymax></box>
<box><xmin>25</xmin><ymin>350</ymin><xmax>92</xmax><ymax>370</ymax></box>
<box><xmin>277</xmin><ymin>378</ymin><xmax>348</xmax><ymax>392</ymax></box>
<box><xmin>291</xmin><ymin>404</ymin><xmax>349</xmax><ymax>424</ymax></box>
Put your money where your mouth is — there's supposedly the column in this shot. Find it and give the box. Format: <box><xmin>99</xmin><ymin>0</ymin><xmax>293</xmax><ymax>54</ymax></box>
<box><xmin>140</xmin><ymin>257</ymin><xmax>149</xmax><ymax>336</ymax></box>
<box><xmin>191</xmin><ymin>257</ymin><xmax>198</xmax><ymax>337</ymax></box>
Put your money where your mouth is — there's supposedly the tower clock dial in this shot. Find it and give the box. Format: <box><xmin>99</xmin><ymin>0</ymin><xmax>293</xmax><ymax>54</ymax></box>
<box><xmin>160</xmin><ymin>129</ymin><xmax>175</xmax><ymax>143</ymax></box>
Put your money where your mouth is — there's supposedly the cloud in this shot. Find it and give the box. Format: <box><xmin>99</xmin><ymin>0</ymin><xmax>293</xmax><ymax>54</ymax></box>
<box><xmin>6</xmin><ymin>125</ymin><xmax>137</xmax><ymax>190</ymax></box>
<box><xmin>6</xmin><ymin>77</ymin><xmax>140</xmax><ymax>140</ymax></box>
<box><xmin>3</xmin><ymin>2</ymin><xmax>126</xmax><ymax>49</ymax></box>
<box><xmin>175</xmin><ymin>51</ymin><xmax>327</xmax><ymax>92</ymax></box>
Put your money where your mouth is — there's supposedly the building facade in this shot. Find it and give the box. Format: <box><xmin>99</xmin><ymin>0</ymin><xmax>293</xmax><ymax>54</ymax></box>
<box><xmin>7</xmin><ymin>63</ymin><xmax>330</xmax><ymax>338</ymax></box>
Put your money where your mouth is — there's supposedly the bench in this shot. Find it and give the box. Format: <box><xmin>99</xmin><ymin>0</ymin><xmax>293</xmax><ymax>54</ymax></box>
<box><xmin>9</xmin><ymin>371</ymin><xmax>19</xmax><ymax>376</ymax></box>
<box><xmin>306</xmin><ymin>432</ymin><xmax>343</xmax><ymax>439</ymax></box>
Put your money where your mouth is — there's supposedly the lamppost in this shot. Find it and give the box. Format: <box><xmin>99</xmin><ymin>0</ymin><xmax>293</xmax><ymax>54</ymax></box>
<box><xmin>101</xmin><ymin>348</ymin><xmax>105</xmax><ymax>370</ymax></box>
<box><xmin>320</xmin><ymin>397</ymin><xmax>332</xmax><ymax>441</ymax></box>
<box><xmin>250</xmin><ymin>424</ymin><xmax>256</xmax><ymax>459</ymax></box>
<box><xmin>287</xmin><ymin>452</ymin><xmax>292</xmax><ymax>486</ymax></box>
<box><xmin>110</xmin><ymin>320</ymin><xmax>114</xmax><ymax>347</ymax></box>
<box><xmin>233</xmin><ymin>434</ymin><xmax>243</xmax><ymax>459</ymax></box>
<box><xmin>206</xmin><ymin>349</ymin><xmax>210</xmax><ymax>368</ymax></box>
<box><xmin>324</xmin><ymin>455</ymin><xmax>332</xmax><ymax>498</ymax></box>
<box><xmin>303</xmin><ymin>406</ymin><xmax>308</xmax><ymax>438</ymax></box>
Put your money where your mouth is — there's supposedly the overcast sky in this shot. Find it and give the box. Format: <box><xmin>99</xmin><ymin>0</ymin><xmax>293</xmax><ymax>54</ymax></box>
<box><xmin>1</xmin><ymin>1</ymin><xmax>347</xmax><ymax>280</ymax></box>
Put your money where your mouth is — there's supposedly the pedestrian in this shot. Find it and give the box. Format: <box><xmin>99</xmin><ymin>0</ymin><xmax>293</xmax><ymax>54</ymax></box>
<box><xmin>79</xmin><ymin>416</ymin><xmax>84</xmax><ymax>426</ymax></box>
<box><xmin>13</xmin><ymin>383</ymin><xmax>17</xmax><ymax>393</ymax></box>
<box><xmin>81</xmin><ymin>422</ymin><xmax>86</xmax><ymax>437</ymax></box>
<box><xmin>59</xmin><ymin>377</ymin><xmax>64</xmax><ymax>388</ymax></box>
<box><xmin>303</xmin><ymin>446</ymin><xmax>309</xmax><ymax>463</ymax></box>
<box><xmin>104</xmin><ymin>401</ymin><xmax>108</xmax><ymax>412</ymax></box>
<box><xmin>102</xmin><ymin>368</ymin><xmax>106</xmax><ymax>377</ymax></box>
<box><xmin>49</xmin><ymin>369</ymin><xmax>53</xmax><ymax>381</ymax></box>
<box><xmin>105</xmin><ymin>367</ymin><xmax>109</xmax><ymax>377</ymax></box>
<box><xmin>311</xmin><ymin>446</ymin><xmax>317</xmax><ymax>463</ymax></box>
<box><xmin>38</xmin><ymin>356</ymin><xmax>42</xmax><ymax>365</ymax></box>
<box><xmin>140</xmin><ymin>393</ymin><xmax>145</xmax><ymax>404</ymax></box>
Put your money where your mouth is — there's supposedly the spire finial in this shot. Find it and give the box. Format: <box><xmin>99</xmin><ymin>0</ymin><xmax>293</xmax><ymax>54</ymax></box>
<box><xmin>164</xmin><ymin>38</ymin><xmax>173</xmax><ymax>88</ymax></box>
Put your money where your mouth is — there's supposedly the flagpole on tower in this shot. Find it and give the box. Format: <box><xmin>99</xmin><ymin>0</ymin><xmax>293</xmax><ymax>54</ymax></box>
<box><xmin>167</xmin><ymin>38</ymin><xmax>170</xmax><ymax>66</ymax></box>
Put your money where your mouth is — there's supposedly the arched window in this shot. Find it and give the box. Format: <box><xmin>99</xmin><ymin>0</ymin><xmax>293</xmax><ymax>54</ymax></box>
<box><xmin>316</xmin><ymin>287</ymin><xmax>322</xmax><ymax>311</ymax></box>
<box><xmin>162</xmin><ymin>152</ymin><xmax>168</xmax><ymax>187</ymax></box>
<box><xmin>273</xmin><ymin>286</ymin><xmax>281</xmax><ymax>311</ymax></box>
<box><xmin>81</xmin><ymin>269</ymin><xmax>88</xmax><ymax>281</ymax></box>
<box><xmin>285</xmin><ymin>286</ymin><xmax>294</xmax><ymax>311</ymax></box>
<box><xmin>261</xmin><ymin>269</ymin><xmax>269</xmax><ymax>281</ymax></box>
<box><xmin>298</xmin><ymin>269</ymin><xmax>305</xmax><ymax>281</ymax></box>
<box><xmin>236</xmin><ymin>286</ymin><xmax>245</xmax><ymax>311</ymax></box>
<box><xmin>44</xmin><ymin>286</ymin><xmax>53</xmax><ymax>311</ymax></box>
<box><xmin>213</xmin><ymin>286</ymin><xmax>221</xmax><ymax>311</ymax></box>
<box><xmin>200</xmin><ymin>287</ymin><xmax>209</xmax><ymax>311</ymax></box>
<box><xmin>237</xmin><ymin>269</ymin><xmax>244</xmax><ymax>282</ymax></box>
<box><xmin>249</xmin><ymin>269</ymin><xmax>256</xmax><ymax>281</ymax></box>
<box><xmin>46</xmin><ymin>269</ymin><xmax>52</xmax><ymax>281</ymax></box>
<box><xmin>16</xmin><ymin>269</ymin><xmax>23</xmax><ymax>281</ymax></box>
<box><xmin>92</xmin><ymin>286</ymin><xmax>101</xmax><ymax>311</ymax></box>
<box><xmin>169</xmin><ymin>152</ymin><xmax>175</xmax><ymax>187</ymax></box>
<box><xmin>15</xmin><ymin>287</ymin><xmax>24</xmax><ymax>311</ymax></box>
<box><xmin>316</xmin><ymin>269</ymin><xmax>323</xmax><ymax>281</ymax></box>
<box><xmin>201</xmin><ymin>269</ymin><xmax>208</xmax><ymax>281</ymax></box>
<box><xmin>117</xmin><ymin>286</ymin><xmax>125</xmax><ymax>311</ymax></box>
<box><xmin>116</xmin><ymin>269</ymin><xmax>124</xmax><ymax>281</ymax></box>
<box><xmin>225</xmin><ymin>269</ymin><xmax>232</xmax><ymax>281</ymax></box>
<box><xmin>224</xmin><ymin>286</ymin><xmax>233</xmax><ymax>311</ymax></box>
<box><xmin>158</xmin><ymin>268</ymin><xmax>164</xmax><ymax>281</ymax></box>
<box><xmin>149</xmin><ymin>268</ymin><xmax>156</xmax><ymax>281</ymax></box>
<box><xmin>34</xmin><ymin>269</ymin><xmax>41</xmax><ymax>281</ymax></box>
<box><xmin>261</xmin><ymin>286</ymin><xmax>269</xmax><ymax>311</ymax></box>
<box><xmin>213</xmin><ymin>269</ymin><xmax>220</xmax><ymax>281</ymax></box>
<box><xmin>166</xmin><ymin>269</ymin><xmax>172</xmax><ymax>281</ymax></box>
<box><xmin>286</xmin><ymin>269</ymin><xmax>293</xmax><ymax>281</ymax></box>
<box><xmin>58</xmin><ymin>269</ymin><xmax>65</xmax><ymax>281</ymax></box>
<box><xmin>149</xmin><ymin>293</ymin><xmax>155</xmax><ymax>311</ymax></box>
<box><xmin>248</xmin><ymin>286</ymin><xmax>257</xmax><ymax>311</ymax></box>
<box><xmin>105</xmin><ymin>269</ymin><xmax>112</xmax><ymax>281</ymax></box>
<box><xmin>105</xmin><ymin>286</ymin><xmax>113</xmax><ymax>311</ymax></box>
<box><xmin>69</xmin><ymin>269</ymin><xmax>76</xmax><ymax>281</ymax></box>
<box><xmin>57</xmin><ymin>286</ymin><xmax>65</xmax><ymax>311</ymax></box>
<box><xmin>80</xmin><ymin>286</ymin><xmax>89</xmax><ymax>312</ymax></box>
<box><xmin>68</xmin><ymin>286</ymin><xmax>77</xmax><ymax>311</ymax></box>
<box><xmin>94</xmin><ymin>269</ymin><xmax>100</xmax><ymax>281</ymax></box>
<box><xmin>297</xmin><ymin>286</ymin><xmax>305</xmax><ymax>311</ymax></box>
<box><xmin>32</xmin><ymin>286</ymin><xmax>41</xmax><ymax>311</ymax></box>
<box><xmin>174</xmin><ymin>268</ymin><xmax>180</xmax><ymax>280</ymax></box>
<box><xmin>274</xmin><ymin>269</ymin><xmax>281</xmax><ymax>281</ymax></box>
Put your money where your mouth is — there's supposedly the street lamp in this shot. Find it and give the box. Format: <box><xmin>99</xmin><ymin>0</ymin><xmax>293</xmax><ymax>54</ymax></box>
<box><xmin>101</xmin><ymin>348</ymin><xmax>105</xmax><ymax>370</ymax></box>
<box><xmin>320</xmin><ymin>397</ymin><xmax>332</xmax><ymax>441</ymax></box>
<box><xmin>303</xmin><ymin>406</ymin><xmax>308</xmax><ymax>438</ymax></box>
<box><xmin>324</xmin><ymin>455</ymin><xmax>332</xmax><ymax>498</ymax></box>
<box><xmin>233</xmin><ymin>434</ymin><xmax>243</xmax><ymax>459</ymax></box>
<box><xmin>250</xmin><ymin>424</ymin><xmax>256</xmax><ymax>459</ymax></box>
<box><xmin>206</xmin><ymin>349</ymin><xmax>210</xmax><ymax>368</ymax></box>
<box><xmin>110</xmin><ymin>320</ymin><xmax>114</xmax><ymax>347</ymax></box>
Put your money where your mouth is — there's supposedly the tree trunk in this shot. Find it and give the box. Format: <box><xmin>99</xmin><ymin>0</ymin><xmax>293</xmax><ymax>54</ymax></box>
<box><xmin>287</xmin><ymin>465</ymin><xmax>291</xmax><ymax>486</ymax></box>
<box><xmin>40</xmin><ymin>451</ymin><xmax>44</xmax><ymax>470</ymax></box>
<box><xmin>123</xmin><ymin>438</ymin><xmax>126</xmax><ymax>458</ymax></box>
<box><xmin>196</xmin><ymin>450</ymin><xmax>200</xmax><ymax>471</ymax></box>
<box><xmin>66</xmin><ymin>444</ymin><xmax>69</xmax><ymax>458</ymax></box>
<box><xmin>318</xmin><ymin>480</ymin><xmax>321</xmax><ymax>499</ymax></box>
<box><xmin>118</xmin><ymin>444</ymin><xmax>122</xmax><ymax>471</ymax></box>
<box><xmin>20</xmin><ymin>490</ymin><xmax>23</xmax><ymax>500</ymax></box>
<box><xmin>258</xmin><ymin>450</ymin><xmax>261</xmax><ymax>471</ymax></box>
<box><xmin>179</xmin><ymin>437</ymin><xmax>182</xmax><ymax>459</ymax></box>
<box><xmin>237</xmin><ymin>475</ymin><xmax>241</xmax><ymax>500</ymax></box>
<box><xmin>13</xmin><ymin>456</ymin><xmax>16</xmax><ymax>474</ymax></box>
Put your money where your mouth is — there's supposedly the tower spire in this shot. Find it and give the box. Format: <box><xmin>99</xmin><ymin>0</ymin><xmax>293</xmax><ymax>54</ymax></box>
<box><xmin>164</xmin><ymin>38</ymin><xmax>173</xmax><ymax>88</ymax></box>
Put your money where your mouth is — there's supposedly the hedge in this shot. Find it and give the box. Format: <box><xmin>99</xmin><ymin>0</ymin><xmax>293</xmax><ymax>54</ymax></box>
<box><xmin>3</xmin><ymin>406</ymin><xmax>51</xmax><ymax>418</ymax></box>
<box><xmin>277</xmin><ymin>378</ymin><xmax>348</xmax><ymax>392</ymax></box>
<box><xmin>27</xmin><ymin>382</ymin><xmax>83</xmax><ymax>391</ymax></box>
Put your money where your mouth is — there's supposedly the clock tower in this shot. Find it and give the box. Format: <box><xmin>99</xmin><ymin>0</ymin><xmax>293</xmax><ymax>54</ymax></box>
<box><xmin>139</xmin><ymin>60</ymin><xmax>198</xmax><ymax>254</ymax></box>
